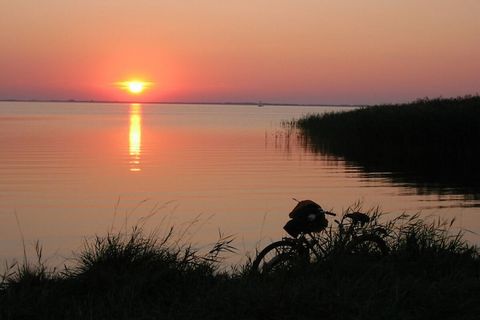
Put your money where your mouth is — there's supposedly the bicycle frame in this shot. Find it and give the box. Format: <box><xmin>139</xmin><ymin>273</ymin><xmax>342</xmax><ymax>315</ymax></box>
<box><xmin>286</xmin><ymin>213</ymin><xmax>379</xmax><ymax>260</ymax></box>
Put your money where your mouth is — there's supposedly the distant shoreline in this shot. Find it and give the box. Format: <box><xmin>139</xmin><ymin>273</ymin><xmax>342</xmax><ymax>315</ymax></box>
<box><xmin>0</xmin><ymin>98</ymin><xmax>358</xmax><ymax>107</ymax></box>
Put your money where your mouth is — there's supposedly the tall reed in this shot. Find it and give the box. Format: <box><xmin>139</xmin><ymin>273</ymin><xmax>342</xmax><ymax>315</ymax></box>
<box><xmin>295</xmin><ymin>95</ymin><xmax>480</xmax><ymax>193</ymax></box>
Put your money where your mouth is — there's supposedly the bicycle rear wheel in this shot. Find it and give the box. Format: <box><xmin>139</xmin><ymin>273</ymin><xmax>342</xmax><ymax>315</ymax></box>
<box><xmin>251</xmin><ymin>239</ymin><xmax>308</xmax><ymax>274</ymax></box>
<box><xmin>347</xmin><ymin>234</ymin><xmax>389</xmax><ymax>256</ymax></box>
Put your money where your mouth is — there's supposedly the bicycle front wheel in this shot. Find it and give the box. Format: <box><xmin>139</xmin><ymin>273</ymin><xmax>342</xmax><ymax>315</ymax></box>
<box><xmin>251</xmin><ymin>239</ymin><xmax>308</xmax><ymax>274</ymax></box>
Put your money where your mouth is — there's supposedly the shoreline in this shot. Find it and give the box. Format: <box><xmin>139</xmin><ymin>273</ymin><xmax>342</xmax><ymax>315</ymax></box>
<box><xmin>2</xmin><ymin>210</ymin><xmax>479</xmax><ymax>319</ymax></box>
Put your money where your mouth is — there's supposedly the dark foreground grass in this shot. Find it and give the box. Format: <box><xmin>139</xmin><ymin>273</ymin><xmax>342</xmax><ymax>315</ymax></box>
<box><xmin>294</xmin><ymin>95</ymin><xmax>480</xmax><ymax>194</ymax></box>
<box><xmin>1</xmin><ymin>213</ymin><xmax>480</xmax><ymax>320</ymax></box>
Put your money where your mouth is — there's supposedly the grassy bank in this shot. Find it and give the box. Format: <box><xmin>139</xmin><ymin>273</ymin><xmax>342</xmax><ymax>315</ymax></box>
<box><xmin>1</xmin><ymin>213</ymin><xmax>479</xmax><ymax>319</ymax></box>
<box><xmin>295</xmin><ymin>96</ymin><xmax>480</xmax><ymax>194</ymax></box>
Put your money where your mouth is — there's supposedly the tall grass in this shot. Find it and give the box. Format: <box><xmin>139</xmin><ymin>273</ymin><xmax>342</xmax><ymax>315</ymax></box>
<box><xmin>1</xmin><ymin>209</ymin><xmax>479</xmax><ymax>319</ymax></box>
<box><xmin>0</xmin><ymin>226</ymin><xmax>235</xmax><ymax>319</ymax></box>
<box><xmin>295</xmin><ymin>95</ymin><xmax>480</xmax><ymax>194</ymax></box>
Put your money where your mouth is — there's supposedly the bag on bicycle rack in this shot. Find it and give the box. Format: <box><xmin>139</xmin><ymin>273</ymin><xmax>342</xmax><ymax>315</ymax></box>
<box><xmin>283</xmin><ymin>200</ymin><xmax>328</xmax><ymax>238</ymax></box>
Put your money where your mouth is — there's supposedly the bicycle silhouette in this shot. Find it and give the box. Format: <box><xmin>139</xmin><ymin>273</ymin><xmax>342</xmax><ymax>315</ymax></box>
<box><xmin>252</xmin><ymin>200</ymin><xmax>389</xmax><ymax>274</ymax></box>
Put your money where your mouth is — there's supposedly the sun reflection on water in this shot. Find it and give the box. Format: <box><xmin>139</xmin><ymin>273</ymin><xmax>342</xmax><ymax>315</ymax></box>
<box><xmin>129</xmin><ymin>103</ymin><xmax>142</xmax><ymax>172</ymax></box>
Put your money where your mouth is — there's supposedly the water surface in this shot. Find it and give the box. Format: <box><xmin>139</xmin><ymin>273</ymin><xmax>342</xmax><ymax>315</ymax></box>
<box><xmin>1</xmin><ymin>102</ymin><xmax>479</xmax><ymax>264</ymax></box>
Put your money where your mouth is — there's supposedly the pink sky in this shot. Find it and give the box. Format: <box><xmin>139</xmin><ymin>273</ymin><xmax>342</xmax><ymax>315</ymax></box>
<box><xmin>1</xmin><ymin>1</ymin><xmax>479</xmax><ymax>104</ymax></box>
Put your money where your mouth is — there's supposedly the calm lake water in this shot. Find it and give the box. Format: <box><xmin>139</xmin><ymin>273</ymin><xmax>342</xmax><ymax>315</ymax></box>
<box><xmin>1</xmin><ymin>102</ymin><xmax>479</xmax><ymax>264</ymax></box>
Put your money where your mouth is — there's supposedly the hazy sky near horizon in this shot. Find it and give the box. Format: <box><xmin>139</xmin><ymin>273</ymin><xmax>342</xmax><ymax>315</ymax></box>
<box><xmin>1</xmin><ymin>1</ymin><xmax>479</xmax><ymax>104</ymax></box>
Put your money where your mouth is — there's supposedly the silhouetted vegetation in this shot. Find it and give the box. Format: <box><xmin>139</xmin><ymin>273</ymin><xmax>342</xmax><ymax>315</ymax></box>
<box><xmin>1</xmin><ymin>211</ymin><xmax>480</xmax><ymax>319</ymax></box>
<box><xmin>294</xmin><ymin>95</ymin><xmax>480</xmax><ymax>196</ymax></box>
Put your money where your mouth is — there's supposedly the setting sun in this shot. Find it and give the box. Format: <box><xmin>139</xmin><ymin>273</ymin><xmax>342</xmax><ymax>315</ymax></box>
<box><xmin>117</xmin><ymin>80</ymin><xmax>152</xmax><ymax>95</ymax></box>
<box><xmin>128</xmin><ymin>82</ymin><xmax>144</xmax><ymax>94</ymax></box>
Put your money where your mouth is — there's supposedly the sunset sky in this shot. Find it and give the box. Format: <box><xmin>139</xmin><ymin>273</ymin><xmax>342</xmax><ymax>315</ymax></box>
<box><xmin>1</xmin><ymin>1</ymin><xmax>479</xmax><ymax>104</ymax></box>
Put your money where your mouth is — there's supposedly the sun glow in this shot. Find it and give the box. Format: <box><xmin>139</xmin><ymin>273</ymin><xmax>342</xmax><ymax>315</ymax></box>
<box><xmin>118</xmin><ymin>80</ymin><xmax>152</xmax><ymax>95</ymax></box>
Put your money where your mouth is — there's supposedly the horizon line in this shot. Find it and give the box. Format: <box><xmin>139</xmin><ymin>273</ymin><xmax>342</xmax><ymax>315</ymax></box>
<box><xmin>0</xmin><ymin>98</ymin><xmax>359</xmax><ymax>107</ymax></box>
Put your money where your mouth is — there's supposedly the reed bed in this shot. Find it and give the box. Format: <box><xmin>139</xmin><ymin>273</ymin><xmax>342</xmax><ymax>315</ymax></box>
<box><xmin>294</xmin><ymin>95</ymin><xmax>480</xmax><ymax>193</ymax></box>
<box><xmin>1</xmin><ymin>210</ymin><xmax>479</xmax><ymax>319</ymax></box>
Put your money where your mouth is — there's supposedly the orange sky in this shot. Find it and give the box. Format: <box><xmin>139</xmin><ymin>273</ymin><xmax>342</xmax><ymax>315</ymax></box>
<box><xmin>1</xmin><ymin>1</ymin><xmax>479</xmax><ymax>104</ymax></box>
